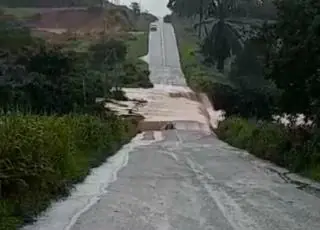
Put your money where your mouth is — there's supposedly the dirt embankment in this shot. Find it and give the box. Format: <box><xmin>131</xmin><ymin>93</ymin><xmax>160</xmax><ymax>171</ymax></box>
<box><xmin>23</xmin><ymin>5</ymin><xmax>157</xmax><ymax>43</ymax></box>
<box><xmin>28</xmin><ymin>7</ymin><xmax>132</xmax><ymax>33</ymax></box>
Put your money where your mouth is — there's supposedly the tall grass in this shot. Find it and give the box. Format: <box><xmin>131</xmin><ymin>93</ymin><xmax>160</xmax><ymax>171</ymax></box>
<box><xmin>0</xmin><ymin>114</ymin><xmax>136</xmax><ymax>230</ymax></box>
<box><xmin>216</xmin><ymin>117</ymin><xmax>320</xmax><ymax>181</ymax></box>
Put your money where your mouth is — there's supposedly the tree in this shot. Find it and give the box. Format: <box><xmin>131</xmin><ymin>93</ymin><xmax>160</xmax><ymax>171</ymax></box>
<box><xmin>265</xmin><ymin>0</ymin><xmax>320</xmax><ymax>124</ymax></box>
<box><xmin>130</xmin><ymin>2</ymin><xmax>141</xmax><ymax>16</ymax></box>
<box><xmin>168</xmin><ymin>1</ymin><xmax>274</xmax><ymax>72</ymax></box>
<box><xmin>168</xmin><ymin>0</ymin><xmax>257</xmax><ymax>72</ymax></box>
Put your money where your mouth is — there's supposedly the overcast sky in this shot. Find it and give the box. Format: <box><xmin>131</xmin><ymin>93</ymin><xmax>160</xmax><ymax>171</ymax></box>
<box><xmin>120</xmin><ymin>0</ymin><xmax>171</xmax><ymax>17</ymax></box>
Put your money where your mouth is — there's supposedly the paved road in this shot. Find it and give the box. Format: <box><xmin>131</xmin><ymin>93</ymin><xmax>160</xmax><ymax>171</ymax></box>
<box><xmin>70</xmin><ymin>130</ymin><xmax>320</xmax><ymax>230</ymax></box>
<box><xmin>70</xmin><ymin>20</ymin><xmax>320</xmax><ymax>230</ymax></box>
<box><xmin>148</xmin><ymin>20</ymin><xmax>186</xmax><ymax>86</ymax></box>
<box><xmin>25</xmin><ymin>20</ymin><xmax>320</xmax><ymax>230</ymax></box>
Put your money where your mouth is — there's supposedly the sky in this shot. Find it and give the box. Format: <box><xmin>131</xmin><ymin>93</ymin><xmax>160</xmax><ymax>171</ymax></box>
<box><xmin>120</xmin><ymin>0</ymin><xmax>171</xmax><ymax>17</ymax></box>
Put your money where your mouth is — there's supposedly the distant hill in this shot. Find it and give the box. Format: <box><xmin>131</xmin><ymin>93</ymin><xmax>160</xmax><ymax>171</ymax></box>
<box><xmin>0</xmin><ymin>0</ymin><xmax>100</xmax><ymax>7</ymax></box>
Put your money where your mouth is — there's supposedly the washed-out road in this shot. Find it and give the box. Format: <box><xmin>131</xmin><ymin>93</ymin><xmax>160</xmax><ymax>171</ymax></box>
<box><xmin>24</xmin><ymin>20</ymin><xmax>320</xmax><ymax>230</ymax></box>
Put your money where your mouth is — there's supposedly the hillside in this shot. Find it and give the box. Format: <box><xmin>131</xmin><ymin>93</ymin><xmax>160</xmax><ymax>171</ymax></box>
<box><xmin>0</xmin><ymin>0</ymin><xmax>100</xmax><ymax>7</ymax></box>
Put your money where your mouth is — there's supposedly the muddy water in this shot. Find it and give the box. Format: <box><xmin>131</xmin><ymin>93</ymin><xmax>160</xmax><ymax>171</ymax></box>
<box><xmin>120</xmin><ymin>85</ymin><xmax>224</xmax><ymax>133</ymax></box>
<box><xmin>120</xmin><ymin>20</ymin><xmax>225</xmax><ymax>133</ymax></box>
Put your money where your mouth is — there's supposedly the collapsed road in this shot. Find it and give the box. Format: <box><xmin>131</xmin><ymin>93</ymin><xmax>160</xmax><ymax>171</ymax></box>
<box><xmin>24</xmin><ymin>19</ymin><xmax>320</xmax><ymax>230</ymax></box>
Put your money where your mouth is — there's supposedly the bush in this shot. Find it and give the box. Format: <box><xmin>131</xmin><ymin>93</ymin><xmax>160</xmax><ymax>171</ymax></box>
<box><xmin>164</xmin><ymin>14</ymin><xmax>172</xmax><ymax>23</ymax></box>
<box><xmin>216</xmin><ymin>117</ymin><xmax>320</xmax><ymax>180</ymax></box>
<box><xmin>208</xmin><ymin>83</ymin><xmax>276</xmax><ymax>119</ymax></box>
<box><xmin>0</xmin><ymin>114</ymin><xmax>136</xmax><ymax>230</ymax></box>
<box><xmin>121</xmin><ymin>60</ymin><xmax>152</xmax><ymax>88</ymax></box>
<box><xmin>0</xmin><ymin>44</ymin><xmax>105</xmax><ymax>115</ymax></box>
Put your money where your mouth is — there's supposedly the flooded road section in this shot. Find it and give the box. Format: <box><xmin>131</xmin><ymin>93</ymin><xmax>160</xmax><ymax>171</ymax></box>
<box><xmin>24</xmin><ymin>20</ymin><xmax>320</xmax><ymax>230</ymax></box>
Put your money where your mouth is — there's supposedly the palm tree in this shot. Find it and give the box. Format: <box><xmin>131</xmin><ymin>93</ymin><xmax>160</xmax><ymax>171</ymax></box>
<box><xmin>196</xmin><ymin>0</ymin><xmax>247</xmax><ymax>72</ymax></box>
<box><xmin>169</xmin><ymin>0</ymin><xmax>265</xmax><ymax>72</ymax></box>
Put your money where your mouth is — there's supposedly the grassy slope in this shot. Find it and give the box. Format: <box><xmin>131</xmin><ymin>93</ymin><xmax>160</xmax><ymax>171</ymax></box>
<box><xmin>216</xmin><ymin>117</ymin><xmax>320</xmax><ymax>182</ymax></box>
<box><xmin>1</xmin><ymin>7</ymin><xmax>41</xmax><ymax>18</ymax></box>
<box><xmin>124</xmin><ymin>32</ymin><xmax>150</xmax><ymax>86</ymax></box>
<box><xmin>171</xmin><ymin>17</ymin><xmax>230</xmax><ymax>91</ymax></box>
<box><xmin>126</xmin><ymin>32</ymin><xmax>148</xmax><ymax>60</ymax></box>
<box><xmin>1</xmin><ymin>114</ymin><xmax>137</xmax><ymax>230</ymax></box>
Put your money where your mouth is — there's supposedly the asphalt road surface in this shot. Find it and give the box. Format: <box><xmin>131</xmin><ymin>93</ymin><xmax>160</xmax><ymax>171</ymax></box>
<box><xmin>25</xmin><ymin>20</ymin><xmax>320</xmax><ymax>230</ymax></box>
<box><xmin>148</xmin><ymin>20</ymin><xmax>186</xmax><ymax>86</ymax></box>
<box><xmin>70</xmin><ymin>20</ymin><xmax>320</xmax><ymax>230</ymax></box>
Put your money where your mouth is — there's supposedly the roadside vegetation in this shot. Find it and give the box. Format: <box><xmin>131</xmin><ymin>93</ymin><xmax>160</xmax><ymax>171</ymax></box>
<box><xmin>0</xmin><ymin>5</ymin><xmax>151</xmax><ymax>228</ymax></box>
<box><xmin>168</xmin><ymin>0</ymin><xmax>320</xmax><ymax>181</ymax></box>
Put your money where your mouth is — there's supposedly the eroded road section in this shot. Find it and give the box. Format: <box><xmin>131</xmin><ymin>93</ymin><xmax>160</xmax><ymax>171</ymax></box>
<box><xmin>24</xmin><ymin>20</ymin><xmax>320</xmax><ymax>230</ymax></box>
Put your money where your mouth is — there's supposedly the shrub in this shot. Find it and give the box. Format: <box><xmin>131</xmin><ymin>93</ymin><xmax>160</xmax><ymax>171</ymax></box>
<box><xmin>164</xmin><ymin>14</ymin><xmax>172</xmax><ymax>23</ymax></box>
<box><xmin>0</xmin><ymin>114</ymin><xmax>136</xmax><ymax>230</ymax></box>
<box><xmin>216</xmin><ymin>117</ymin><xmax>320</xmax><ymax>180</ymax></box>
<box><xmin>208</xmin><ymin>83</ymin><xmax>276</xmax><ymax>119</ymax></box>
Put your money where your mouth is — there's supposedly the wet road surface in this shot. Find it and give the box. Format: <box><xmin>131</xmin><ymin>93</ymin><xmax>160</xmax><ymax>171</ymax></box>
<box><xmin>148</xmin><ymin>20</ymin><xmax>186</xmax><ymax>86</ymax></box>
<box><xmin>70</xmin><ymin>19</ymin><xmax>320</xmax><ymax>230</ymax></box>
<box><xmin>70</xmin><ymin>130</ymin><xmax>320</xmax><ymax>230</ymax></box>
<box><xmin>24</xmin><ymin>20</ymin><xmax>320</xmax><ymax>230</ymax></box>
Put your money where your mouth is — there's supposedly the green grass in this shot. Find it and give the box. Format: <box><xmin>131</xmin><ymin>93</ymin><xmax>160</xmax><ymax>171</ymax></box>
<box><xmin>123</xmin><ymin>32</ymin><xmax>151</xmax><ymax>88</ymax></box>
<box><xmin>0</xmin><ymin>114</ymin><xmax>137</xmax><ymax>230</ymax></box>
<box><xmin>63</xmin><ymin>38</ymin><xmax>93</xmax><ymax>52</ymax></box>
<box><xmin>216</xmin><ymin>117</ymin><xmax>320</xmax><ymax>182</ymax></box>
<box><xmin>126</xmin><ymin>32</ymin><xmax>148</xmax><ymax>60</ymax></box>
<box><xmin>171</xmin><ymin>17</ymin><xmax>230</xmax><ymax>91</ymax></box>
<box><xmin>1</xmin><ymin>7</ymin><xmax>40</xmax><ymax>18</ymax></box>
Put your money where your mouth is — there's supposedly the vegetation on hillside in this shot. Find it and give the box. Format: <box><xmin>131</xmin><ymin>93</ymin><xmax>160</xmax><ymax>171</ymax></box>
<box><xmin>0</xmin><ymin>114</ymin><xmax>136</xmax><ymax>230</ymax></box>
<box><xmin>216</xmin><ymin>117</ymin><xmax>320</xmax><ymax>180</ymax></box>
<box><xmin>169</xmin><ymin>0</ymin><xmax>320</xmax><ymax>181</ymax></box>
<box><xmin>0</xmin><ymin>0</ymin><xmax>101</xmax><ymax>7</ymax></box>
<box><xmin>0</xmin><ymin>14</ymin><xmax>149</xmax><ymax>229</ymax></box>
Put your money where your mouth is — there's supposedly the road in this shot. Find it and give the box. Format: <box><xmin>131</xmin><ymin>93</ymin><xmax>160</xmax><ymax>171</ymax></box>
<box><xmin>148</xmin><ymin>21</ymin><xmax>186</xmax><ymax>86</ymax></box>
<box><xmin>24</xmin><ymin>20</ymin><xmax>320</xmax><ymax>230</ymax></box>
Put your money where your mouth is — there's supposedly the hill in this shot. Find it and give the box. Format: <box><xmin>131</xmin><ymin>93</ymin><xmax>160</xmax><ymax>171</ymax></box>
<box><xmin>0</xmin><ymin>0</ymin><xmax>100</xmax><ymax>7</ymax></box>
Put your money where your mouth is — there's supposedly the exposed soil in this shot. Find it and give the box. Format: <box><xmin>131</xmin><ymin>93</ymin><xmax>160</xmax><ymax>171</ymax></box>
<box><xmin>28</xmin><ymin>8</ymin><xmax>132</xmax><ymax>33</ymax></box>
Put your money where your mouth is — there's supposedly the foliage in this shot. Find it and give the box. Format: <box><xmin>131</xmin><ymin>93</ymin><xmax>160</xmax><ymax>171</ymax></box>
<box><xmin>0</xmin><ymin>16</ymin><xmax>146</xmax><ymax>230</ymax></box>
<box><xmin>228</xmin><ymin>37</ymin><xmax>278</xmax><ymax>96</ymax></box>
<box><xmin>88</xmin><ymin>38</ymin><xmax>127</xmax><ymax>70</ymax></box>
<box><xmin>233</xmin><ymin>0</ymin><xmax>277</xmax><ymax>19</ymax></box>
<box><xmin>264</xmin><ymin>0</ymin><xmax>320</xmax><ymax>125</ymax></box>
<box><xmin>171</xmin><ymin>17</ymin><xmax>228</xmax><ymax>86</ymax></box>
<box><xmin>125</xmin><ymin>32</ymin><xmax>148</xmax><ymax>59</ymax></box>
<box><xmin>207</xmin><ymin>82</ymin><xmax>276</xmax><ymax>119</ymax></box>
<box><xmin>164</xmin><ymin>14</ymin><xmax>172</xmax><ymax>23</ymax></box>
<box><xmin>0</xmin><ymin>114</ymin><xmax>136</xmax><ymax>230</ymax></box>
<box><xmin>172</xmin><ymin>16</ymin><xmax>277</xmax><ymax>119</ymax></box>
<box><xmin>168</xmin><ymin>0</ymin><xmax>247</xmax><ymax>71</ymax></box>
<box><xmin>121</xmin><ymin>60</ymin><xmax>152</xmax><ymax>88</ymax></box>
<box><xmin>168</xmin><ymin>1</ymin><xmax>278</xmax><ymax>72</ymax></box>
<box><xmin>216</xmin><ymin>116</ymin><xmax>320</xmax><ymax>180</ymax></box>
<box><xmin>88</xmin><ymin>37</ymin><xmax>152</xmax><ymax>89</ymax></box>
<box><xmin>130</xmin><ymin>2</ymin><xmax>141</xmax><ymax>16</ymax></box>
<box><xmin>0</xmin><ymin>18</ymin><xmax>39</xmax><ymax>50</ymax></box>
<box><xmin>0</xmin><ymin>44</ymin><xmax>104</xmax><ymax>114</ymax></box>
